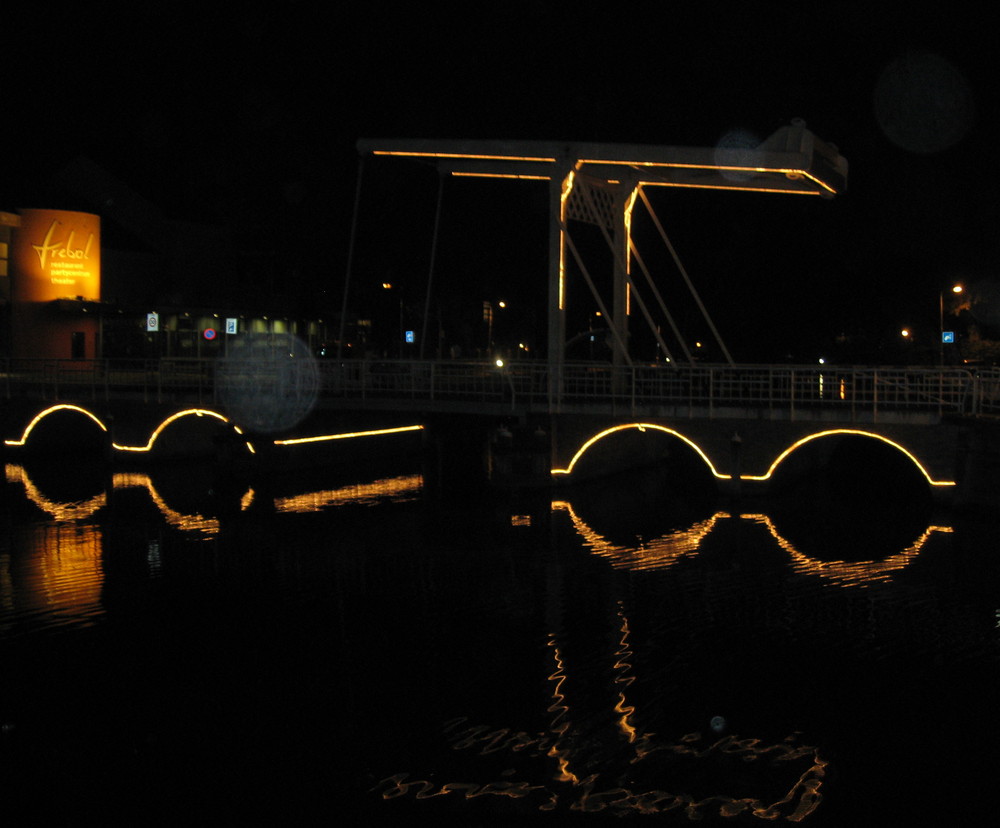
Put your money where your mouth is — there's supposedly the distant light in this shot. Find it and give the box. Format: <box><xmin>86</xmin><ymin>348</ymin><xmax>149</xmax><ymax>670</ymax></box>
<box><xmin>818</xmin><ymin>358</ymin><xmax>826</xmax><ymax>365</ymax></box>
<box><xmin>495</xmin><ymin>358</ymin><xmax>505</xmax><ymax>368</ymax></box>
<box><xmin>952</xmin><ymin>284</ymin><xmax>963</xmax><ymax>294</ymax></box>
<box><xmin>901</xmin><ymin>328</ymin><xmax>910</xmax><ymax>338</ymax></box>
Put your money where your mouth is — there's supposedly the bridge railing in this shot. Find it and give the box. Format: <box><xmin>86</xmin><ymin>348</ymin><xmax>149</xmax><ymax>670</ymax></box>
<box><xmin>320</xmin><ymin>360</ymin><xmax>1000</xmax><ymax>419</ymax></box>
<box><xmin>0</xmin><ymin>357</ymin><xmax>216</xmax><ymax>405</ymax></box>
<box><xmin>558</xmin><ymin>363</ymin><xmax>988</xmax><ymax>418</ymax></box>
<box><xmin>323</xmin><ymin>360</ymin><xmax>552</xmax><ymax>406</ymax></box>
<box><xmin>4</xmin><ymin>357</ymin><xmax>1000</xmax><ymax>419</ymax></box>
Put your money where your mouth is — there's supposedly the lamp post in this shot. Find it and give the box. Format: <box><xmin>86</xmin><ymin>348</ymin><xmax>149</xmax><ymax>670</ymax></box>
<box><xmin>939</xmin><ymin>284</ymin><xmax>963</xmax><ymax>366</ymax></box>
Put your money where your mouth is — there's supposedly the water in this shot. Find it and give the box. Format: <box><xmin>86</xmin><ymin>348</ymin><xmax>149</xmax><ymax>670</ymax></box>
<box><xmin>2</xmin><ymin>457</ymin><xmax>999</xmax><ymax>826</ymax></box>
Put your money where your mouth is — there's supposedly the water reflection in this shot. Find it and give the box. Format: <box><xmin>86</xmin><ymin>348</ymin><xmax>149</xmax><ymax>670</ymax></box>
<box><xmin>5</xmin><ymin>462</ymin><xmax>423</xmax><ymax>535</ymax></box>
<box><xmin>750</xmin><ymin>513</ymin><xmax>954</xmax><ymax>588</ymax></box>
<box><xmin>4</xmin><ymin>463</ymin><xmax>107</xmax><ymax>522</ymax></box>
<box><xmin>272</xmin><ymin>474</ymin><xmax>422</xmax><ymax>513</ymax></box>
<box><xmin>364</xmin><ymin>486</ymin><xmax>960</xmax><ymax>820</ymax></box>
<box><xmin>375</xmin><ymin>577</ymin><xmax>828</xmax><ymax>821</ymax></box>
<box><xmin>376</xmin><ymin>705</ymin><xmax>826</xmax><ymax>819</ymax></box>
<box><xmin>553</xmin><ymin>500</ymin><xmax>724</xmax><ymax>571</ymax></box>
<box><xmin>0</xmin><ymin>523</ymin><xmax>104</xmax><ymax>636</ymax></box>
<box><xmin>554</xmin><ymin>498</ymin><xmax>953</xmax><ymax>588</ymax></box>
<box><xmin>3</xmin><ymin>458</ymin><xmax>996</xmax><ymax>824</ymax></box>
<box><xmin>1</xmin><ymin>462</ymin><xmax>424</xmax><ymax>637</ymax></box>
<box><xmin>115</xmin><ymin>472</ymin><xmax>227</xmax><ymax>535</ymax></box>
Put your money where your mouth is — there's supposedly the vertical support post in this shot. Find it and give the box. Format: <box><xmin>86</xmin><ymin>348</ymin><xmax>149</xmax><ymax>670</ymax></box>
<box><xmin>873</xmin><ymin>370</ymin><xmax>878</xmax><ymax>423</ymax></box>
<box><xmin>611</xmin><ymin>184</ymin><xmax>630</xmax><ymax>383</ymax></box>
<box><xmin>547</xmin><ymin>171</ymin><xmax>567</xmax><ymax>410</ymax></box>
<box><xmin>729</xmin><ymin>432</ymin><xmax>743</xmax><ymax>501</ymax></box>
<box><xmin>338</xmin><ymin>156</ymin><xmax>366</xmax><ymax>361</ymax></box>
<box><xmin>708</xmin><ymin>367</ymin><xmax>714</xmax><ymax>419</ymax></box>
<box><xmin>790</xmin><ymin>369</ymin><xmax>795</xmax><ymax>421</ymax></box>
<box><xmin>420</xmin><ymin>172</ymin><xmax>444</xmax><ymax>360</ymax></box>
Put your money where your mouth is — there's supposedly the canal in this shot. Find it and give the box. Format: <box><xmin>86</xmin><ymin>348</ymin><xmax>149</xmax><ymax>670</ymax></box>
<box><xmin>1</xmin><ymin>454</ymin><xmax>998</xmax><ymax>826</ymax></box>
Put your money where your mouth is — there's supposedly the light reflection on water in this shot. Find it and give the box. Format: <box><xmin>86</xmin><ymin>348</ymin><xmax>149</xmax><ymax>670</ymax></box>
<box><xmin>0</xmin><ymin>522</ymin><xmax>105</xmax><ymax>636</ymax></box>
<box><xmin>555</xmin><ymin>497</ymin><xmax>955</xmax><ymax>588</ymax></box>
<box><xmin>1</xmin><ymin>462</ymin><xmax>423</xmax><ymax>636</ymax></box>
<box><xmin>1</xmin><ymin>460</ymin><xmax>999</xmax><ymax>824</ymax></box>
<box><xmin>5</xmin><ymin>461</ymin><xmax>422</xmax><ymax>534</ymax></box>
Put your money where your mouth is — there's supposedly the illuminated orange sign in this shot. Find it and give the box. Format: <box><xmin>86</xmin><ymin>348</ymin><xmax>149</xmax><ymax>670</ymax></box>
<box><xmin>12</xmin><ymin>209</ymin><xmax>100</xmax><ymax>302</ymax></box>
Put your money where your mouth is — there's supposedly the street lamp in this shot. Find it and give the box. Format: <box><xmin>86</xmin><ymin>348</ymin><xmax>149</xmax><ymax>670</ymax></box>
<box><xmin>939</xmin><ymin>284</ymin><xmax>963</xmax><ymax>366</ymax></box>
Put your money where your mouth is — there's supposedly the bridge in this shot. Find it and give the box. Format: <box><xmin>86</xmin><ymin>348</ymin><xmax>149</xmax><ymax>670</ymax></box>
<box><xmin>3</xmin><ymin>356</ymin><xmax>1000</xmax><ymax>508</ymax></box>
<box><xmin>5</xmin><ymin>127</ymin><xmax>1000</xmax><ymax>506</ymax></box>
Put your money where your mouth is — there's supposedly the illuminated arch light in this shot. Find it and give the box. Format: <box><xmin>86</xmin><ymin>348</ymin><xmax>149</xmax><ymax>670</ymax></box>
<box><xmin>112</xmin><ymin>408</ymin><xmax>233</xmax><ymax>453</ymax></box>
<box><xmin>273</xmin><ymin>424</ymin><xmax>424</xmax><ymax>446</ymax></box>
<box><xmin>744</xmin><ymin>512</ymin><xmax>953</xmax><ymax>588</ymax></box>
<box><xmin>551</xmin><ymin>423</ymin><xmax>729</xmax><ymax>480</ymax></box>
<box><xmin>232</xmin><ymin>424</ymin><xmax>256</xmax><ymax>455</ymax></box>
<box><xmin>742</xmin><ymin>428</ymin><xmax>956</xmax><ymax>487</ymax></box>
<box><xmin>4</xmin><ymin>404</ymin><xmax>109</xmax><ymax>447</ymax></box>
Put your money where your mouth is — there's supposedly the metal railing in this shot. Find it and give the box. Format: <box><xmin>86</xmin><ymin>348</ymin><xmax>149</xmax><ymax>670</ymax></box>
<box><xmin>1</xmin><ymin>357</ymin><xmax>215</xmax><ymax>405</ymax></box>
<box><xmin>321</xmin><ymin>361</ymin><xmax>996</xmax><ymax>419</ymax></box>
<box><xmin>3</xmin><ymin>357</ymin><xmax>1000</xmax><ymax>420</ymax></box>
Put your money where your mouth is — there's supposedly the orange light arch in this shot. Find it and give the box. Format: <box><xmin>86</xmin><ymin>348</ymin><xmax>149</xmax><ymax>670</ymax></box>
<box><xmin>551</xmin><ymin>423</ymin><xmax>729</xmax><ymax>480</ymax></box>
<box><xmin>3</xmin><ymin>404</ymin><xmax>109</xmax><ymax>447</ymax></box>
<box><xmin>745</xmin><ymin>428</ymin><xmax>955</xmax><ymax>487</ymax></box>
<box><xmin>112</xmin><ymin>408</ymin><xmax>244</xmax><ymax>453</ymax></box>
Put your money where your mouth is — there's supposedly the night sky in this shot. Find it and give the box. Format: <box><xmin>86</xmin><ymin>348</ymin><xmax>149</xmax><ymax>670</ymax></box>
<box><xmin>3</xmin><ymin>3</ymin><xmax>996</xmax><ymax>362</ymax></box>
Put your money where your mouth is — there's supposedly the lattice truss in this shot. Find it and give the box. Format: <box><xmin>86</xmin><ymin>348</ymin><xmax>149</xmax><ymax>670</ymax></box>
<box><xmin>564</xmin><ymin>176</ymin><xmax>617</xmax><ymax>230</ymax></box>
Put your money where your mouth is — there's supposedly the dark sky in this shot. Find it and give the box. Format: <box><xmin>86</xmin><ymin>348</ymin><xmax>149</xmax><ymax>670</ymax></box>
<box><xmin>3</xmin><ymin>2</ymin><xmax>996</xmax><ymax>361</ymax></box>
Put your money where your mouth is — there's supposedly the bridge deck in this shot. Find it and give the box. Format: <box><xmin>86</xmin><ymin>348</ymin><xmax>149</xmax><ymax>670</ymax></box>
<box><xmin>6</xmin><ymin>358</ymin><xmax>1000</xmax><ymax>508</ymax></box>
<box><xmin>5</xmin><ymin>357</ymin><xmax>998</xmax><ymax>422</ymax></box>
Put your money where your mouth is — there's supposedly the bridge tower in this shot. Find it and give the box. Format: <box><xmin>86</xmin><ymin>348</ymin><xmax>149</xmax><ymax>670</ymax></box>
<box><xmin>355</xmin><ymin>124</ymin><xmax>846</xmax><ymax>401</ymax></box>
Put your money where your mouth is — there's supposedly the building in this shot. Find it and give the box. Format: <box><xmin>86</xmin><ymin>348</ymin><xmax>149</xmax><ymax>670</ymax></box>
<box><xmin>2</xmin><ymin>161</ymin><xmax>333</xmax><ymax>361</ymax></box>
